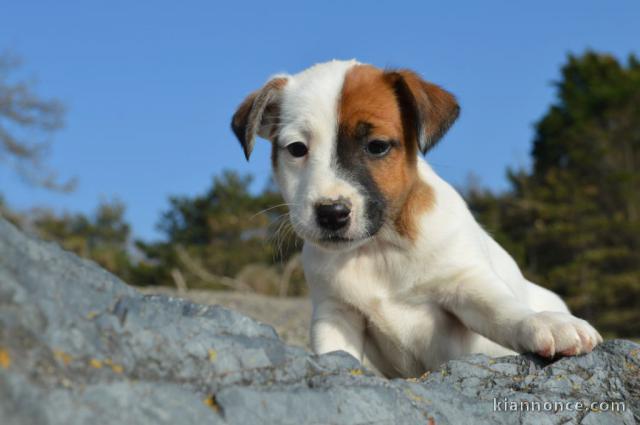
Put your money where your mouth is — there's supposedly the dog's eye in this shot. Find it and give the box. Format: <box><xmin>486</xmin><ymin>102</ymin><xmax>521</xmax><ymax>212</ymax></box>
<box><xmin>286</xmin><ymin>142</ymin><xmax>308</xmax><ymax>158</ymax></box>
<box><xmin>365</xmin><ymin>140</ymin><xmax>392</xmax><ymax>157</ymax></box>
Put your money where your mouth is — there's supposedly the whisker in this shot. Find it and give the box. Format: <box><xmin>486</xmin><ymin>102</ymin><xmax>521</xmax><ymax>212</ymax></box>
<box><xmin>250</xmin><ymin>203</ymin><xmax>298</xmax><ymax>221</ymax></box>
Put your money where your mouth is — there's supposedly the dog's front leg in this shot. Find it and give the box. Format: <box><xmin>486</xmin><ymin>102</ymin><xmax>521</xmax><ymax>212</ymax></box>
<box><xmin>437</xmin><ymin>269</ymin><xmax>602</xmax><ymax>357</ymax></box>
<box><xmin>310</xmin><ymin>298</ymin><xmax>366</xmax><ymax>362</ymax></box>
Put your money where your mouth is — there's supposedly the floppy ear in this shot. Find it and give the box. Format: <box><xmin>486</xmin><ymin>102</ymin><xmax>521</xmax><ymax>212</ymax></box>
<box><xmin>385</xmin><ymin>70</ymin><xmax>460</xmax><ymax>154</ymax></box>
<box><xmin>231</xmin><ymin>77</ymin><xmax>288</xmax><ymax>160</ymax></box>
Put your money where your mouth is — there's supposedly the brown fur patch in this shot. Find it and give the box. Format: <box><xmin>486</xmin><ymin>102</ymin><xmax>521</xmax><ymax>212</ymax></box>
<box><xmin>231</xmin><ymin>77</ymin><xmax>287</xmax><ymax>160</ymax></box>
<box><xmin>394</xmin><ymin>181</ymin><xmax>434</xmax><ymax>240</ymax></box>
<box><xmin>391</xmin><ymin>70</ymin><xmax>460</xmax><ymax>153</ymax></box>
<box><xmin>338</xmin><ymin>65</ymin><xmax>434</xmax><ymax>240</ymax></box>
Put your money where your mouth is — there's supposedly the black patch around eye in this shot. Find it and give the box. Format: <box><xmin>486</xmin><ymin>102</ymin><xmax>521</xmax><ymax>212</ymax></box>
<box><xmin>365</xmin><ymin>140</ymin><xmax>392</xmax><ymax>157</ymax></box>
<box><xmin>286</xmin><ymin>142</ymin><xmax>308</xmax><ymax>157</ymax></box>
<box><xmin>336</xmin><ymin>125</ymin><xmax>387</xmax><ymax>237</ymax></box>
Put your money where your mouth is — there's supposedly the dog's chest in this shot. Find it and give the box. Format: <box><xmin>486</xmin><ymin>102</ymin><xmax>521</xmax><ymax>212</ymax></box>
<box><xmin>332</xmin><ymin>253</ymin><xmax>406</xmax><ymax>306</ymax></box>
<box><xmin>323</xmin><ymin>248</ymin><xmax>441</xmax><ymax>345</ymax></box>
<box><xmin>304</xmin><ymin>242</ymin><xmax>476</xmax><ymax>373</ymax></box>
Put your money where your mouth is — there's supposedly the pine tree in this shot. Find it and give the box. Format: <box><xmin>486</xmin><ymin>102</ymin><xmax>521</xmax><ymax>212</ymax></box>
<box><xmin>470</xmin><ymin>52</ymin><xmax>640</xmax><ymax>337</ymax></box>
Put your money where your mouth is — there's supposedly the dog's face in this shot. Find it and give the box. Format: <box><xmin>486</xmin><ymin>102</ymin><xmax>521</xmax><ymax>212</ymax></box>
<box><xmin>232</xmin><ymin>60</ymin><xmax>459</xmax><ymax>251</ymax></box>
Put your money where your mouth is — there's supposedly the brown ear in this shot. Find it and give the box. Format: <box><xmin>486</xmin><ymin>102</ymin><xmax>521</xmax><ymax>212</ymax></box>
<box><xmin>231</xmin><ymin>77</ymin><xmax>288</xmax><ymax>160</ymax></box>
<box><xmin>385</xmin><ymin>70</ymin><xmax>459</xmax><ymax>154</ymax></box>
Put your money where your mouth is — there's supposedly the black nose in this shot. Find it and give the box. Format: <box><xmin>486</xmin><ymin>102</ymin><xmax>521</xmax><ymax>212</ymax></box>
<box><xmin>315</xmin><ymin>201</ymin><xmax>351</xmax><ymax>231</ymax></box>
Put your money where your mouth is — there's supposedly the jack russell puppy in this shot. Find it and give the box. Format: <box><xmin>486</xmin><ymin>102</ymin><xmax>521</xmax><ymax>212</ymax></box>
<box><xmin>231</xmin><ymin>60</ymin><xmax>602</xmax><ymax>378</ymax></box>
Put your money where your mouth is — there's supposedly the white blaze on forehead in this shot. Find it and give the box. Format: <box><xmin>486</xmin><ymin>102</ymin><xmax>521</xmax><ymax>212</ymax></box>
<box><xmin>278</xmin><ymin>60</ymin><xmax>359</xmax><ymax>146</ymax></box>
<box><xmin>272</xmin><ymin>59</ymin><xmax>375</xmax><ymax>244</ymax></box>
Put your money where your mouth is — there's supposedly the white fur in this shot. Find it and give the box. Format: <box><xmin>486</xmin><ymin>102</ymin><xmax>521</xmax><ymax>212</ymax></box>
<box><xmin>263</xmin><ymin>60</ymin><xmax>602</xmax><ymax>378</ymax></box>
<box><xmin>274</xmin><ymin>60</ymin><xmax>374</xmax><ymax>246</ymax></box>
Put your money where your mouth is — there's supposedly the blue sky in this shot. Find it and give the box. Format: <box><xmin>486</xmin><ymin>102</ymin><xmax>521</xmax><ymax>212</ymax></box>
<box><xmin>2</xmin><ymin>1</ymin><xmax>638</xmax><ymax>240</ymax></box>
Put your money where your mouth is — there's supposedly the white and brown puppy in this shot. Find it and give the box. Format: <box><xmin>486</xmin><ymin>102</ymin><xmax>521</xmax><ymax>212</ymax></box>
<box><xmin>231</xmin><ymin>60</ymin><xmax>602</xmax><ymax>378</ymax></box>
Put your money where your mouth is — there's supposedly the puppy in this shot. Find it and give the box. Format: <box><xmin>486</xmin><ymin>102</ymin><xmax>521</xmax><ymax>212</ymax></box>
<box><xmin>231</xmin><ymin>60</ymin><xmax>602</xmax><ymax>378</ymax></box>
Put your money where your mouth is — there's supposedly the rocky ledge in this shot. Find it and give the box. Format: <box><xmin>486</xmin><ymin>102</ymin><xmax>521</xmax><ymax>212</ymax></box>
<box><xmin>0</xmin><ymin>217</ymin><xmax>638</xmax><ymax>425</ymax></box>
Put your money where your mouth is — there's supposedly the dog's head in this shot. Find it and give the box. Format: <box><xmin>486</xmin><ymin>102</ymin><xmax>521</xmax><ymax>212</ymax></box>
<box><xmin>231</xmin><ymin>60</ymin><xmax>459</xmax><ymax>251</ymax></box>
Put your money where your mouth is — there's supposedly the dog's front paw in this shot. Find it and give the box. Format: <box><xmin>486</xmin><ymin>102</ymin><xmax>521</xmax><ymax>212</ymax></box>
<box><xmin>514</xmin><ymin>311</ymin><xmax>603</xmax><ymax>358</ymax></box>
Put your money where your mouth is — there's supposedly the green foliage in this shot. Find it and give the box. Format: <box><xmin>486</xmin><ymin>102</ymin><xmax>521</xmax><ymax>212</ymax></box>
<box><xmin>28</xmin><ymin>200</ymin><xmax>135</xmax><ymax>280</ymax></box>
<box><xmin>469</xmin><ymin>51</ymin><xmax>640</xmax><ymax>337</ymax></box>
<box><xmin>134</xmin><ymin>171</ymin><xmax>305</xmax><ymax>294</ymax></box>
<box><xmin>1</xmin><ymin>171</ymin><xmax>305</xmax><ymax>296</ymax></box>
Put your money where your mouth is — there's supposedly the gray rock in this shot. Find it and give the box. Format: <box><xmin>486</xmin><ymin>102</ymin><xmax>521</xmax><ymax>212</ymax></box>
<box><xmin>0</xmin><ymin>216</ymin><xmax>638</xmax><ymax>425</ymax></box>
